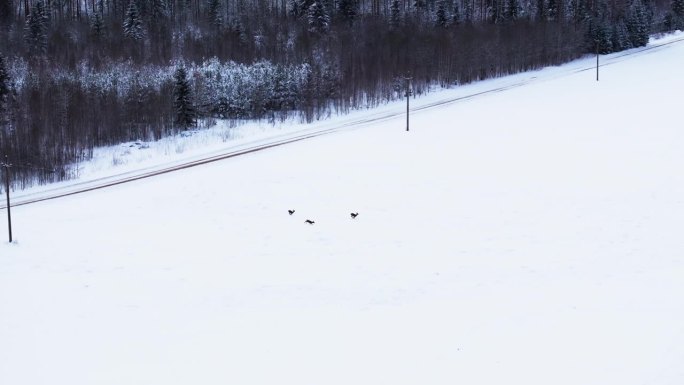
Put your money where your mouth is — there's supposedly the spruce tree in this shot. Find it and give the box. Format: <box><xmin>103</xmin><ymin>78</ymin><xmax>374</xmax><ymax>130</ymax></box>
<box><xmin>123</xmin><ymin>0</ymin><xmax>143</xmax><ymax>40</ymax></box>
<box><xmin>389</xmin><ymin>0</ymin><xmax>402</xmax><ymax>30</ymax></box>
<box><xmin>296</xmin><ymin>0</ymin><xmax>316</xmax><ymax>17</ymax></box>
<box><xmin>436</xmin><ymin>0</ymin><xmax>449</xmax><ymax>27</ymax></box>
<box><xmin>627</xmin><ymin>0</ymin><xmax>649</xmax><ymax>47</ymax></box>
<box><xmin>548</xmin><ymin>0</ymin><xmax>558</xmax><ymax>21</ymax></box>
<box><xmin>537</xmin><ymin>0</ymin><xmax>547</xmax><ymax>21</ymax></box>
<box><xmin>0</xmin><ymin>54</ymin><xmax>9</xmax><ymax>122</ymax></box>
<box><xmin>307</xmin><ymin>1</ymin><xmax>330</xmax><ymax>34</ymax></box>
<box><xmin>570</xmin><ymin>0</ymin><xmax>589</xmax><ymax>24</ymax></box>
<box><xmin>232</xmin><ymin>19</ymin><xmax>249</xmax><ymax>45</ymax></box>
<box><xmin>151</xmin><ymin>0</ymin><xmax>169</xmax><ymax>19</ymax></box>
<box><xmin>505</xmin><ymin>0</ymin><xmax>519</xmax><ymax>21</ymax></box>
<box><xmin>337</xmin><ymin>0</ymin><xmax>357</xmax><ymax>25</ymax></box>
<box><xmin>674</xmin><ymin>0</ymin><xmax>684</xmax><ymax>17</ymax></box>
<box><xmin>671</xmin><ymin>0</ymin><xmax>684</xmax><ymax>28</ymax></box>
<box><xmin>464</xmin><ymin>0</ymin><xmax>474</xmax><ymax>23</ymax></box>
<box><xmin>24</xmin><ymin>0</ymin><xmax>48</xmax><ymax>56</ymax></box>
<box><xmin>452</xmin><ymin>0</ymin><xmax>461</xmax><ymax>24</ymax></box>
<box><xmin>174</xmin><ymin>66</ymin><xmax>195</xmax><ymax>129</ymax></box>
<box><xmin>611</xmin><ymin>21</ymin><xmax>632</xmax><ymax>51</ymax></box>
<box><xmin>207</xmin><ymin>0</ymin><xmax>223</xmax><ymax>28</ymax></box>
<box><xmin>289</xmin><ymin>0</ymin><xmax>301</xmax><ymax>17</ymax></box>
<box><xmin>91</xmin><ymin>11</ymin><xmax>105</xmax><ymax>37</ymax></box>
<box><xmin>490</xmin><ymin>0</ymin><xmax>502</xmax><ymax>23</ymax></box>
<box><xmin>590</xmin><ymin>18</ymin><xmax>613</xmax><ymax>53</ymax></box>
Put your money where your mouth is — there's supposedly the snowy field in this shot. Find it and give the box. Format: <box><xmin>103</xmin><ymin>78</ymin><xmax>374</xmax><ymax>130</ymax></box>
<box><xmin>2</xmin><ymin>35</ymin><xmax>684</xmax><ymax>385</ymax></box>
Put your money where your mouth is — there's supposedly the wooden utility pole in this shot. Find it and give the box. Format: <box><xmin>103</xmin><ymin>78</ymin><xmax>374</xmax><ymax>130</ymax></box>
<box><xmin>405</xmin><ymin>75</ymin><xmax>412</xmax><ymax>132</ymax></box>
<box><xmin>2</xmin><ymin>156</ymin><xmax>12</xmax><ymax>243</ymax></box>
<box><xmin>596</xmin><ymin>41</ymin><xmax>600</xmax><ymax>81</ymax></box>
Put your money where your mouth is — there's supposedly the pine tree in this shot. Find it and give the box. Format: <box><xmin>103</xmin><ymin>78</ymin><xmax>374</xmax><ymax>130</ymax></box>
<box><xmin>293</xmin><ymin>0</ymin><xmax>315</xmax><ymax>17</ymax></box>
<box><xmin>627</xmin><ymin>0</ymin><xmax>649</xmax><ymax>47</ymax></box>
<box><xmin>452</xmin><ymin>0</ymin><xmax>461</xmax><ymax>25</ymax></box>
<box><xmin>537</xmin><ymin>0</ymin><xmax>546</xmax><ymax>21</ymax></box>
<box><xmin>389</xmin><ymin>0</ymin><xmax>402</xmax><ymax>30</ymax></box>
<box><xmin>337</xmin><ymin>0</ymin><xmax>357</xmax><ymax>25</ymax></box>
<box><xmin>464</xmin><ymin>0</ymin><xmax>474</xmax><ymax>22</ymax></box>
<box><xmin>91</xmin><ymin>0</ymin><xmax>106</xmax><ymax>38</ymax></box>
<box><xmin>307</xmin><ymin>1</ymin><xmax>330</xmax><ymax>34</ymax></box>
<box><xmin>548</xmin><ymin>0</ymin><xmax>558</xmax><ymax>21</ymax></box>
<box><xmin>589</xmin><ymin>17</ymin><xmax>613</xmax><ymax>53</ymax></box>
<box><xmin>24</xmin><ymin>0</ymin><xmax>48</xmax><ymax>56</ymax></box>
<box><xmin>123</xmin><ymin>0</ymin><xmax>143</xmax><ymax>40</ymax></box>
<box><xmin>0</xmin><ymin>54</ymin><xmax>10</xmax><ymax>122</ymax></box>
<box><xmin>207</xmin><ymin>0</ymin><xmax>223</xmax><ymax>28</ymax></box>
<box><xmin>505</xmin><ymin>0</ymin><xmax>519</xmax><ymax>21</ymax></box>
<box><xmin>289</xmin><ymin>0</ymin><xmax>301</xmax><ymax>17</ymax></box>
<box><xmin>674</xmin><ymin>0</ymin><xmax>684</xmax><ymax>17</ymax></box>
<box><xmin>151</xmin><ymin>0</ymin><xmax>169</xmax><ymax>19</ymax></box>
<box><xmin>611</xmin><ymin>21</ymin><xmax>632</xmax><ymax>51</ymax></box>
<box><xmin>490</xmin><ymin>0</ymin><xmax>502</xmax><ymax>23</ymax></box>
<box><xmin>174</xmin><ymin>65</ymin><xmax>195</xmax><ymax>129</ymax></box>
<box><xmin>91</xmin><ymin>13</ymin><xmax>105</xmax><ymax>36</ymax></box>
<box><xmin>436</xmin><ymin>0</ymin><xmax>449</xmax><ymax>27</ymax></box>
<box><xmin>570</xmin><ymin>0</ymin><xmax>589</xmax><ymax>24</ymax></box>
<box><xmin>232</xmin><ymin>19</ymin><xmax>249</xmax><ymax>45</ymax></box>
<box><xmin>671</xmin><ymin>0</ymin><xmax>684</xmax><ymax>28</ymax></box>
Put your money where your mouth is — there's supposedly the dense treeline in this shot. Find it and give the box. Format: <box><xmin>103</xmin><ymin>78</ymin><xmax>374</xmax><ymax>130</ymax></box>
<box><xmin>0</xmin><ymin>0</ymin><xmax>681</xmax><ymax>188</ymax></box>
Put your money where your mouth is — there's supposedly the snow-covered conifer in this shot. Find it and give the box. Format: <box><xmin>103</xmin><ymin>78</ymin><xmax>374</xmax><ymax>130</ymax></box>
<box><xmin>24</xmin><ymin>0</ymin><xmax>48</xmax><ymax>56</ymax></box>
<box><xmin>338</xmin><ymin>0</ymin><xmax>357</xmax><ymax>25</ymax></box>
<box><xmin>547</xmin><ymin>0</ymin><xmax>558</xmax><ymax>20</ymax></box>
<box><xmin>611</xmin><ymin>21</ymin><xmax>632</xmax><ymax>51</ymax></box>
<box><xmin>152</xmin><ymin>0</ymin><xmax>169</xmax><ymax>19</ymax></box>
<box><xmin>389</xmin><ymin>0</ymin><xmax>402</xmax><ymax>30</ymax></box>
<box><xmin>537</xmin><ymin>0</ymin><xmax>546</xmax><ymax>20</ymax></box>
<box><xmin>505</xmin><ymin>0</ymin><xmax>520</xmax><ymax>21</ymax></box>
<box><xmin>123</xmin><ymin>0</ymin><xmax>144</xmax><ymax>40</ymax></box>
<box><xmin>174</xmin><ymin>65</ymin><xmax>195</xmax><ymax>129</ymax></box>
<box><xmin>452</xmin><ymin>0</ymin><xmax>461</xmax><ymax>25</ymax></box>
<box><xmin>436</xmin><ymin>0</ymin><xmax>449</xmax><ymax>27</ymax></box>
<box><xmin>0</xmin><ymin>54</ymin><xmax>9</xmax><ymax>121</ymax></box>
<box><xmin>627</xmin><ymin>0</ymin><xmax>649</xmax><ymax>47</ymax></box>
<box><xmin>308</xmin><ymin>1</ymin><xmax>330</xmax><ymax>34</ymax></box>
<box><xmin>90</xmin><ymin>11</ymin><xmax>105</xmax><ymax>37</ymax></box>
<box><xmin>674</xmin><ymin>0</ymin><xmax>684</xmax><ymax>17</ymax></box>
<box><xmin>207</xmin><ymin>0</ymin><xmax>223</xmax><ymax>28</ymax></box>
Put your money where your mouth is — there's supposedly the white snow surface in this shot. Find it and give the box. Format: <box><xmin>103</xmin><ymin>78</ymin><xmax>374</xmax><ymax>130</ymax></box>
<box><xmin>2</xmin><ymin>33</ymin><xmax>684</xmax><ymax>385</ymax></box>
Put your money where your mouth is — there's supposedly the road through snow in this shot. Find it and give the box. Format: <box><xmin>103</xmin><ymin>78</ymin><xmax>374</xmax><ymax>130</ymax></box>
<box><xmin>3</xmin><ymin>34</ymin><xmax>683</xmax><ymax>209</ymax></box>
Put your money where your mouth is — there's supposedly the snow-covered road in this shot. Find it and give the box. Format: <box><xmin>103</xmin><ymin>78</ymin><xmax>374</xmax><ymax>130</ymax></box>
<box><xmin>4</xmin><ymin>34</ymin><xmax>683</xmax><ymax>209</ymax></box>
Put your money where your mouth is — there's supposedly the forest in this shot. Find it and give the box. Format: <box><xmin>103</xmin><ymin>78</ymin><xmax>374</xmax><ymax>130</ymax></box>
<box><xmin>0</xmin><ymin>0</ymin><xmax>682</xmax><ymax>188</ymax></box>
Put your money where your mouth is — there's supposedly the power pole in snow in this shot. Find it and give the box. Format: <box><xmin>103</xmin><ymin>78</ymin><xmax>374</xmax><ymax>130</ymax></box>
<box><xmin>0</xmin><ymin>157</ymin><xmax>54</xmax><ymax>243</ymax></box>
<box><xmin>405</xmin><ymin>74</ymin><xmax>412</xmax><ymax>131</ymax></box>
<box><xmin>2</xmin><ymin>156</ymin><xmax>12</xmax><ymax>243</ymax></box>
<box><xmin>596</xmin><ymin>41</ymin><xmax>600</xmax><ymax>81</ymax></box>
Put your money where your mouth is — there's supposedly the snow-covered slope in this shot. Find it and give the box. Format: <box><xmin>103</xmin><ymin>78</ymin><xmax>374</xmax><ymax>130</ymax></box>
<box><xmin>1</xmin><ymin>35</ymin><xmax>683</xmax><ymax>385</ymax></box>
<box><xmin>6</xmin><ymin>33</ymin><xmax>683</xmax><ymax>206</ymax></box>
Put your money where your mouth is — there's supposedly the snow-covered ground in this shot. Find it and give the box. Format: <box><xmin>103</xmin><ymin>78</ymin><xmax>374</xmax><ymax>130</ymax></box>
<box><xmin>2</xmin><ymin>34</ymin><xmax>684</xmax><ymax>385</ymax></box>
<box><xmin>8</xmin><ymin>32</ymin><xmax>683</xmax><ymax>203</ymax></box>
